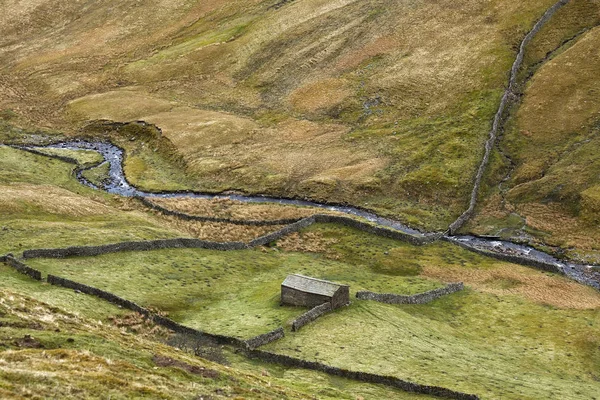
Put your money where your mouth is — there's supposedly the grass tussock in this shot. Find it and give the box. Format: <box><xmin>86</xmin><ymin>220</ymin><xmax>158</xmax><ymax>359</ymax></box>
<box><xmin>159</xmin><ymin>215</ymin><xmax>287</xmax><ymax>242</ymax></box>
<box><xmin>151</xmin><ymin>197</ymin><xmax>329</xmax><ymax>221</ymax></box>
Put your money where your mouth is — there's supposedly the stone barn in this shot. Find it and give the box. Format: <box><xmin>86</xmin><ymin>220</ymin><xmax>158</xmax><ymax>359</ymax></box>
<box><xmin>281</xmin><ymin>274</ymin><xmax>350</xmax><ymax>309</ymax></box>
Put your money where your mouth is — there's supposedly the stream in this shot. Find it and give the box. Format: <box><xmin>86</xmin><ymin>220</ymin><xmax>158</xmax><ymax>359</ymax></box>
<box><xmin>26</xmin><ymin>140</ymin><xmax>600</xmax><ymax>290</ymax></box>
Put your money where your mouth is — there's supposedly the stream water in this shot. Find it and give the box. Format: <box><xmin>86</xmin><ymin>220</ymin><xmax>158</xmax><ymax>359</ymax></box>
<box><xmin>28</xmin><ymin>140</ymin><xmax>600</xmax><ymax>290</ymax></box>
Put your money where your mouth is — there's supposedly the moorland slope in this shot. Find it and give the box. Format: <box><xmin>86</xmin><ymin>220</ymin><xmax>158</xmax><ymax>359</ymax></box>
<box><xmin>2</xmin><ymin>0</ymin><xmax>590</xmax><ymax>232</ymax></box>
<box><xmin>2</xmin><ymin>1</ymin><xmax>600</xmax><ymax>399</ymax></box>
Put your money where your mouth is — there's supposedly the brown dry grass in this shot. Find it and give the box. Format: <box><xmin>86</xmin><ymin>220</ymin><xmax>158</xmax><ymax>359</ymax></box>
<box><xmin>158</xmin><ymin>215</ymin><xmax>286</xmax><ymax>242</ymax></box>
<box><xmin>66</xmin><ymin>89</ymin><xmax>175</xmax><ymax>122</ymax></box>
<box><xmin>0</xmin><ymin>0</ymin><xmax>564</xmax><ymax>230</ymax></box>
<box><xmin>276</xmin><ymin>231</ymin><xmax>340</xmax><ymax>257</ymax></box>
<box><xmin>0</xmin><ymin>184</ymin><xmax>112</xmax><ymax>217</ymax></box>
<box><xmin>334</xmin><ymin>34</ymin><xmax>398</xmax><ymax>71</ymax></box>
<box><xmin>518</xmin><ymin>203</ymin><xmax>600</xmax><ymax>251</ymax></box>
<box><xmin>287</xmin><ymin>78</ymin><xmax>352</xmax><ymax>113</ymax></box>
<box><xmin>467</xmin><ymin>196</ymin><xmax>600</xmax><ymax>263</ymax></box>
<box><xmin>515</xmin><ymin>26</ymin><xmax>600</xmax><ymax>158</ymax></box>
<box><xmin>422</xmin><ymin>263</ymin><xmax>600</xmax><ymax>310</ymax></box>
<box><xmin>70</xmin><ymin>94</ymin><xmax>383</xmax><ymax>198</ymax></box>
<box><xmin>150</xmin><ymin>197</ymin><xmax>333</xmax><ymax>220</ymax></box>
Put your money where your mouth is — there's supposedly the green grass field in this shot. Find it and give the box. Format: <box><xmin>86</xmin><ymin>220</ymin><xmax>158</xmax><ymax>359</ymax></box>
<box><xmin>264</xmin><ymin>292</ymin><xmax>600</xmax><ymax>399</ymax></box>
<box><xmin>24</xmin><ymin>241</ymin><xmax>444</xmax><ymax>338</ymax></box>
<box><xmin>22</xmin><ymin>222</ymin><xmax>600</xmax><ymax>399</ymax></box>
<box><xmin>0</xmin><ymin>266</ymin><xmax>425</xmax><ymax>399</ymax></box>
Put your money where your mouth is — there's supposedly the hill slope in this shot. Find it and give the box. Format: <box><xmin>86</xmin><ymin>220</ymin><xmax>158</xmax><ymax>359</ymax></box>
<box><xmin>468</xmin><ymin>0</ymin><xmax>600</xmax><ymax>263</ymax></box>
<box><xmin>0</xmin><ymin>0</ymin><xmax>573</xmax><ymax>230</ymax></box>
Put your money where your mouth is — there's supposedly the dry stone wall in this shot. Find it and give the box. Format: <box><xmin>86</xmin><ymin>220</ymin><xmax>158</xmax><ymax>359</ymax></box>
<box><xmin>13</xmin><ymin>146</ymin><xmax>81</xmax><ymax>165</ymax></box>
<box><xmin>46</xmin><ymin>274</ymin><xmax>243</xmax><ymax>346</ymax></box>
<box><xmin>313</xmin><ymin>214</ymin><xmax>439</xmax><ymax>245</ymax></box>
<box><xmin>447</xmin><ymin>0</ymin><xmax>570</xmax><ymax>234</ymax></box>
<box><xmin>444</xmin><ymin>238</ymin><xmax>563</xmax><ymax>274</ymax></box>
<box><xmin>244</xmin><ymin>327</ymin><xmax>285</xmax><ymax>349</ymax></box>
<box><xmin>357</xmin><ymin>283</ymin><xmax>464</xmax><ymax>305</ymax></box>
<box><xmin>46</xmin><ymin>273</ymin><xmax>479</xmax><ymax>398</ymax></box>
<box><xmin>19</xmin><ymin>212</ymin><xmax>430</xmax><ymax>260</ymax></box>
<box><xmin>17</xmin><ymin>229</ymin><xmax>565</xmax><ymax>280</ymax></box>
<box><xmin>138</xmin><ymin>197</ymin><xmax>302</xmax><ymax>226</ymax></box>
<box><xmin>2</xmin><ymin>254</ymin><xmax>42</xmax><ymax>280</ymax></box>
<box><xmin>249</xmin><ymin>214</ymin><xmax>434</xmax><ymax>248</ymax></box>
<box><xmin>22</xmin><ymin>238</ymin><xmax>248</xmax><ymax>259</ymax></box>
<box><xmin>0</xmin><ymin>256</ymin><xmax>481</xmax><ymax>399</ymax></box>
<box><xmin>291</xmin><ymin>302</ymin><xmax>333</xmax><ymax>331</ymax></box>
<box><xmin>243</xmin><ymin>349</ymin><xmax>479</xmax><ymax>400</ymax></box>
<box><xmin>248</xmin><ymin>216</ymin><xmax>317</xmax><ymax>247</ymax></box>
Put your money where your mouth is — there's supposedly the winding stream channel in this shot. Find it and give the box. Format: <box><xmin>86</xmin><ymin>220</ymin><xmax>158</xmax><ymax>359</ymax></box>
<box><xmin>24</xmin><ymin>140</ymin><xmax>599</xmax><ymax>291</ymax></box>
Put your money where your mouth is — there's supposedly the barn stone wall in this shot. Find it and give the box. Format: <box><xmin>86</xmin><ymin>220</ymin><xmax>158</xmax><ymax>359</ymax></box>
<box><xmin>332</xmin><ymin>285</ymin><xmax>350</xmax><ymax>308</ymax></box>
<box><xmin>281</xmin><ymin>286</ymin><xmax>331</xmax><ymax>308</ymax></box>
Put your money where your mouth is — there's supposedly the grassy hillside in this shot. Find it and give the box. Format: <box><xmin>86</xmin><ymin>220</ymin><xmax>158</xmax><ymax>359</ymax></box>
<box><xmin>2</xmin><ymin>132</ymin><xmax>598</xmax><ymax>398</ymax></box>
<box><xmin>0</xmin><ymin>268</ymin><xmax>425</xmax><ymax>399</ymax></box>
<box><xmin>20</xmin><ymin>223</ymin><xmax>600</xmax><ymax>399</ymax></box>
<box><xmin>2</xmin><ymin>1</ymin><xmax>600</xmax><ymax>398</ymax></box>
<box><xmin>467</xmin><ymin>0</ymin><xmax>600</xmax><ymax>263</ymax></box>
<box><xmin>0</xmin><ymin>140</ymin><xmax>430</xmax><ymax>399</ymax></box>
<box><xmin>0</xmin><ymin>0</ymin><xmax>566</xmax><ymax>229</ymax></box>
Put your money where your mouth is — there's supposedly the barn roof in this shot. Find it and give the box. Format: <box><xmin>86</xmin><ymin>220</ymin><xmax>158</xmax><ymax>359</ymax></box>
<box><xmin>282</xmin><ymin>274</ymin><xmax>346</xmax><ymax>297</ymax></box>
